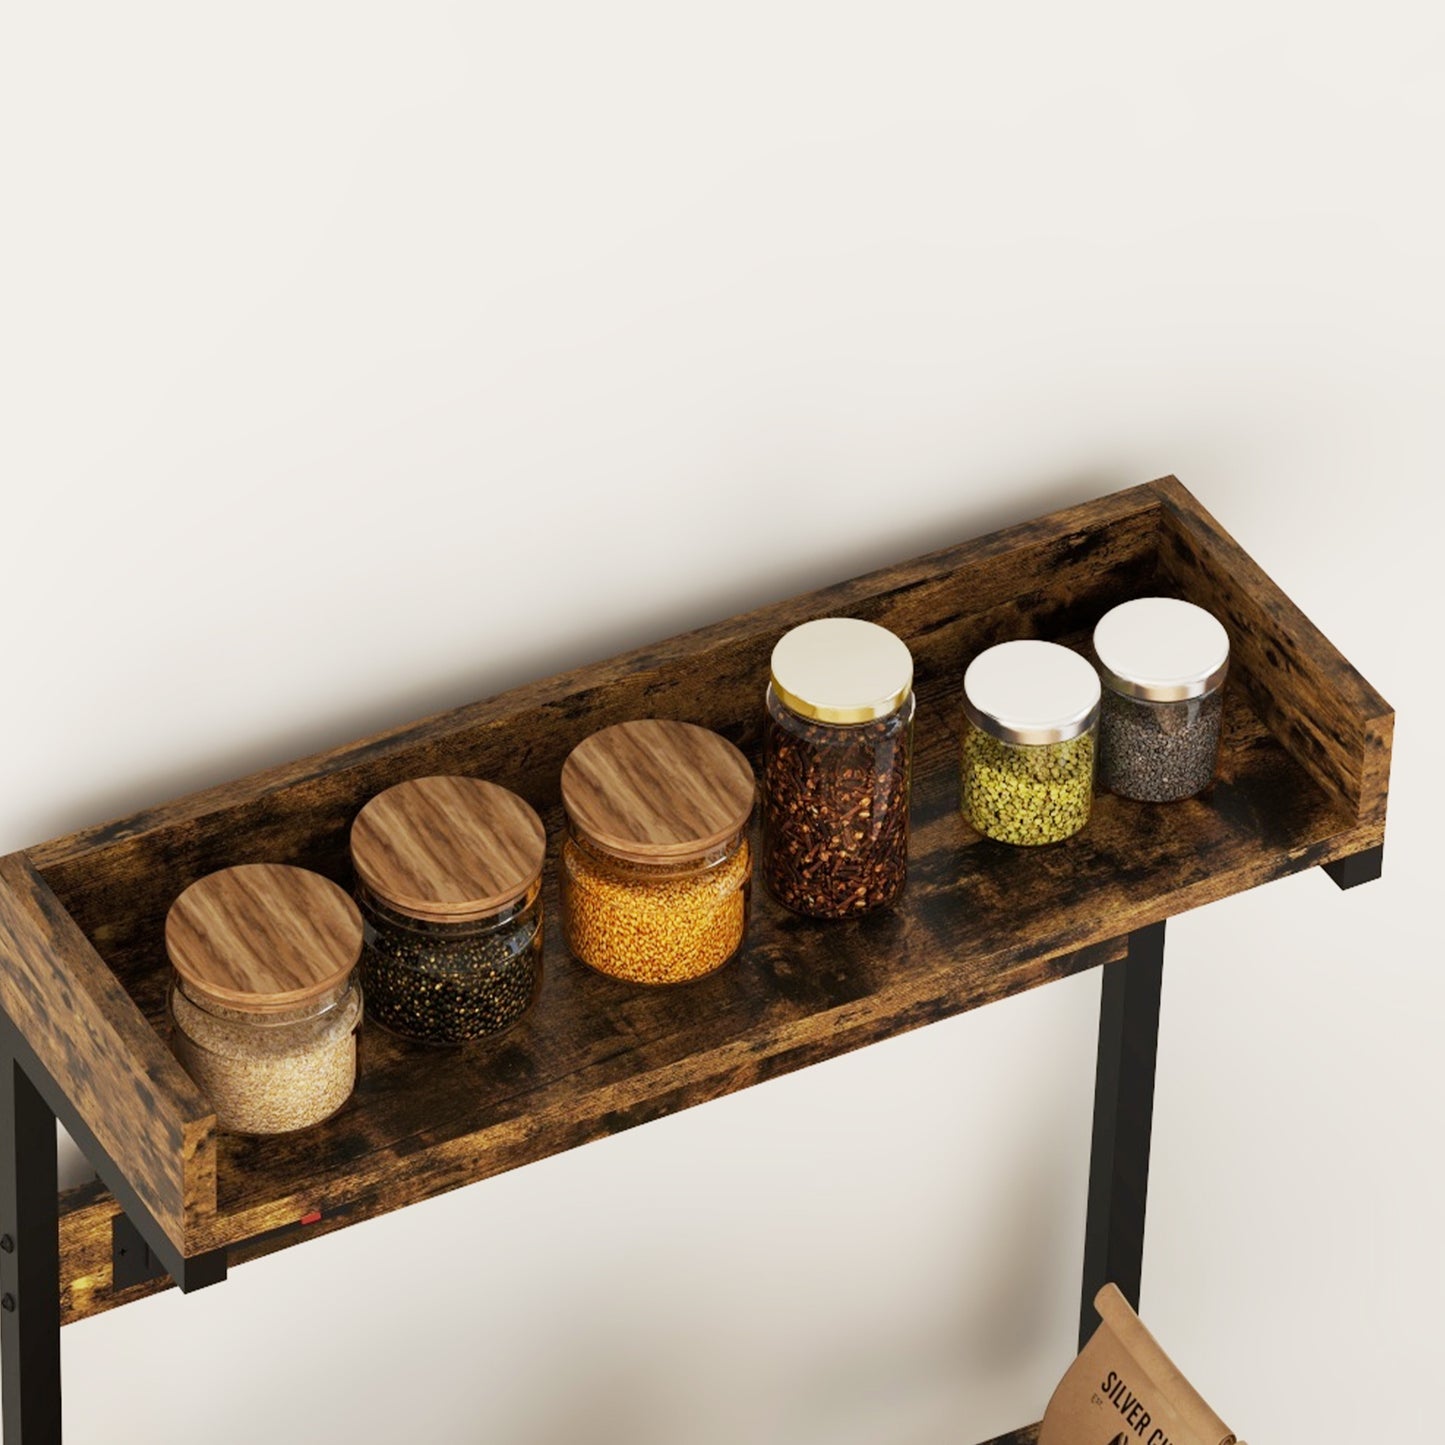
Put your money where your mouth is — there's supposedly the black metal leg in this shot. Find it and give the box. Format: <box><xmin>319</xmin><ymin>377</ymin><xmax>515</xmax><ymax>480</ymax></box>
<box><xmin>1324</xmin><ymin>844</ymin><xmax>1384</xmax><ymax>891</ymax></box>
<box><xmin>0</xmin><ymin>1053</ymin><xmax>62</xmax><ymax>1444</ymax></box>
<box><xmin>1080</xmin><ymin>920</ymin><xmax>1165</xmax><ymax>1351</ymax></box>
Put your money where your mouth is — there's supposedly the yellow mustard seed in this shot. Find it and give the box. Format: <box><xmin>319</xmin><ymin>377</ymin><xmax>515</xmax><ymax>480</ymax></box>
<box><xmin>560</xmin><ymin>836</ymin><xmax>751</xmax><ymax>985</ymax></box>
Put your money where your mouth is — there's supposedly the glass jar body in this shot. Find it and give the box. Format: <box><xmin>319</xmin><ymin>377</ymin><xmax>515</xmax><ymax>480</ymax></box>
<box><xmin>960</xmin><ymin>720</ymin><xmax>1096</xmax><ymax>845</ymax></box>
<box><xmin>761</xmin><ymin>685</ymin><xmax>914</xmax><ymax>917</ymax></box>
<box><xmin>1098</xmin><ymin>683</ymin><xmax>1224</xmax><ymax>802</ymax></box>
<box><xmin>560</xmin><ymin>825</ymin><xmax>750</xmax><ymax>985</ymax></box>
<box><xmin>168</xmin><ymin>976</ymin><xmax>361</xmax><ymax>1135</ymax></box>
<box><xmin>356</xmin><ymin>880</ymin><xmax>543</xmax><ymax>1044</ymax></box>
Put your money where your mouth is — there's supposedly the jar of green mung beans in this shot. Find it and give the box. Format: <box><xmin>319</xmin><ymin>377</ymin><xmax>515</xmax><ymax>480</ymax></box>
<box><xmin>960</xmin><ymin>640</ymin><xmax>1101</xmax><ymax>845</ymax></box>
<box><xmin>350</xmin><ymin>777</ymin><xmax>546</xmax><ymax>1045</ymax></box>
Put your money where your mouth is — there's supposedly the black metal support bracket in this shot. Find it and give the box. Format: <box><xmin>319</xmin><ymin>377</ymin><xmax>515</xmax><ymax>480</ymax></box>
<box><xmin>1324</xmin><ymin>844</ymin><xmax>1384</xmax><ymax>891</ymax></box>
<box><xmin>0</xmin><ymin>1052</ymin><xmax>61</xmax><ymax>1445</ymax></box>
<box><xmin>0</xmin><ymin>1009</ymin><xmax>227</xmax><ymax>1443</ymax></box>
<box><xmin>1079</xmin><ymin>920</ymin><xmax>1166</xmax><ymax>1351</ymax></box>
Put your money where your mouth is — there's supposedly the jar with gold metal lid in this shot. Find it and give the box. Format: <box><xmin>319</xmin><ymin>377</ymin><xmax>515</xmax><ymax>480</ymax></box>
<box><xmin>560</xmin><ymin>719</ymin><xmax>755</xmax><ymax>985</ymax></box>
<box><xmin>165</xmin><ymin>864</ymin><xmax>364</xmax><ymax>1135</ymax></box>
<box><xmin>761</xmin><ymin>617</ymin><xmax>915</xmax><ymax>917</ymax></box>
<box><xmin>350</xmin><ymin>776</ymin><xmax>546</xmax><ymax>1045</ymax></box>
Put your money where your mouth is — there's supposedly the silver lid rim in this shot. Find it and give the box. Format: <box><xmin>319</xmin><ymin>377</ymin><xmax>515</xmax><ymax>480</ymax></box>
<box><xmin>962</xmin><ymin>696</ymin><xmax>1100</xmax><ymax>746</ymax></box>
<box><xmin>1098</xmin><ymin>658</ymin><xmax>1229</xmax><ymax>703</ymax></box>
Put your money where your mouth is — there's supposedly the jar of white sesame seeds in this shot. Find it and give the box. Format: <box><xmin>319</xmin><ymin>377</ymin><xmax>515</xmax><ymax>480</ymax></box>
<box><xmin>165</xmin><ymin>864</ymin><xmax>364</xmax><ymax>1135</ymax></box>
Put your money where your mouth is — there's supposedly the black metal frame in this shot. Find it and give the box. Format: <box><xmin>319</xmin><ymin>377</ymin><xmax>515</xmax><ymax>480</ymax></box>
<box><xmin>0</xmin><ymin>855</ymin><xmax>1383</xmax><ymax>1443</ymax></box>
<box><xmin>0</xmin><ymin>1012</ymin><xmax>225</xmax><ymax>1444</ymax></box>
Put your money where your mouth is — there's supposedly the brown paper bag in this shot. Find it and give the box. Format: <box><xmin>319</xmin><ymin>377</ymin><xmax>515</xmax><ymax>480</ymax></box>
<box><xmin>1038</xmin><ymin>1285</ymin><xmax>1244</xmax><ymax>1445</ymax></box>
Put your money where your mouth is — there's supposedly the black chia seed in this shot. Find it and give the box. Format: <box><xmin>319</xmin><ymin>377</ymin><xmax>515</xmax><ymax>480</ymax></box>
<box><xmin>359</xmin><ymin>909</ymin><xmax>542</xmax><ymax>1045</ymax></box>
<box><xmin>1099</xmin><ymin>685</ymin><xmax>1224</xmax><ymax>802</ymax></box>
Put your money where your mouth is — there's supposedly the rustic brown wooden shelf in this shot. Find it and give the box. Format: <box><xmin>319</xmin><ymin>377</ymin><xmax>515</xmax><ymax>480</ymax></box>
<box><xmin>0</xmin><ymin>477</ymin><xmax>1391</xmax><ymax>1441</ymax></box>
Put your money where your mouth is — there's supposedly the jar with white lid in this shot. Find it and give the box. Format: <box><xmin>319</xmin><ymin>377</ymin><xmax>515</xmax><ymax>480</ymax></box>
<box><xmin>961</xmin><ymin>640</ymin><xmax>1100</xmax><ymax>845</ymax></box>
<box><xmin>761</xmin><ymin>617</ymin><xmax>915</xmax><ymax>917</ymax></box>
<box><xmin>1094</xmin><ymin>597</ymin><xmax>1230</xmax><ymax>802</ymax></box>
<box><xmin>165</xmin><ymin>863</ymin><xmax>364</xmax><ymax>1135</ymax></box>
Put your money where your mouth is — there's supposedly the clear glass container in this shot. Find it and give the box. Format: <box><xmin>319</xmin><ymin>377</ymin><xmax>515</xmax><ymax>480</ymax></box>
<box><xmin>960</xmin><ymin>639</ymin><xmax>1100</xmax><ymax>845</ymax></box>
<box><xmin>1094</xmin><ymin>598</ymin><xmax>1230</xmax><ymax>802</ymax></box>
<box><xmin>349</xmin><ymin>775</ymin><xmax>548</xmax><ymax>1044</ymax></box>
<box><xmin>356</xmin><ymin>880</ymin><xmax>542</xmax><ymax>1044</ymax></box>
<box><xmin>761</xmin><ymin>617</ymin><xmax>915</xmax><ymax>917</ymax></box>
<box><xmin>168</xmin><ymin>976</ymin><xmax>362</xmax><ymax>1136</ymax></box>
<box><xmin>560</xmin><ymin>822</ymin><xmax>751</xmax><ymax>985</ymax></box>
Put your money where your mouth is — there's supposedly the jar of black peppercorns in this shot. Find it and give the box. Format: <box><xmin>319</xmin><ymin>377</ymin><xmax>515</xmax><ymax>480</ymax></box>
<box><xmin>350</xmin><ymin>776</ymin><xmax>546</xmax><ymax>1045</ymax></box>
<box><xmin>1093</xmin><ymin>597</ymin><xmax>1231</xmax><ymax>802</ymax></box>
<box><xmin>761</xmin><ymin>617</ymin><xmax>915</xmax><ymax>918</ymax></box>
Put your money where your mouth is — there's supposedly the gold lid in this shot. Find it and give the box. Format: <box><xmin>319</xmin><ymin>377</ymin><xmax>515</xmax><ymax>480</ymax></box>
<box><xmin>769</xmin><ymin>617</ymin><xmax>913</xmax><ymax>725</ymax></box>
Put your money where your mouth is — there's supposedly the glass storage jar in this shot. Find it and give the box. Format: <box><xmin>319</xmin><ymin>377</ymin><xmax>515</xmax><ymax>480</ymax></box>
<box><xmin>1093</xmin><ymin>597</ymin><xmax>1230</xmax><ymax>802</ymax></box>
<box><xmin>761</xmin><ymin>617</ymin><xmax>915</xmax><ymax>917</ymax></box>
<box><xmin>165</xmin><ymin>863</ymin><xmax>364</xmax><ymax>1135</ymax></box>
<box><xmin>560</xmin><ymin>719</ymin><xmax>755</xmax><ymax>985</ymax></box>
<box><xmin>350</xmin><ymin>776</ymin><xmax>546</xmax><ymax>1044</ymax></box>
<box><xmin>961</xmin><ymin>640</ymin><xmax>1101</xmax><ymax>845</ymax></box>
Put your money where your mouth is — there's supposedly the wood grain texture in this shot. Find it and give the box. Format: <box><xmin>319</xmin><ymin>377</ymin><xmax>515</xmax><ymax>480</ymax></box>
<box><xmin>1151</xmin><ymin>476</ymin><xmax>1394</xmax><ymax>826</ymax></box>
<box><xmin>0</xmin><ymin>854</ymin><xmax>216</xmax><ymax>1247</ymax></box>
<box><xmin>165</xmin><ymin>863</ymin><xmax>363</xmax><ymax>1012</ymax></box>
<box><xmin>12</xmin><ymin>479</ymin><xmax>1390</xmax><ymax>1301</ymax></box>
<box><xmin>561</xmin><ymin>719</ymin><xmax>756</xmax><ymax>861</ymax></box>
<box><xmin>351</xmin><ymin>776</ymin><xmax>545</xmax><ymax>920</ymax></box>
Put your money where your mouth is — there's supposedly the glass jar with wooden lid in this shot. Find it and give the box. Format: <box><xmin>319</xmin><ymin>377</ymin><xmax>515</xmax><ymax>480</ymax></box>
<box><xmin>761</xmin><ymin>617</ymin><xmax>915</xmax><ymax>917</ymax></box>
<box><xmin>165</xmin><ymin>864</ymin><xmax>364</xmax><ymax>1135</ymax></box>
<box><xmin>559</xmin><ymin>719</ymin><xmax>755</xmax><ymax>985</ymax></box>
<box><xmin>350</xmin><ymin>776</ymin><xmax>546</xmax><ymax>1045</ymax></box>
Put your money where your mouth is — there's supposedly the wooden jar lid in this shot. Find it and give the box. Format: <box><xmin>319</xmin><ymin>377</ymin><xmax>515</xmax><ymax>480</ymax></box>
<box><xmin>350</xmin><ymin>776</ymin><xmax>546</xmax><ymax>922</ymax></box>
<box><xmin>561</xmin><ymin>719</ymin><xmax>755</xmax><ymax>863</ymax></box>
<box><xmin>165</xmin><ymin>864</ymin><xmax>364</xmax><ymax>1014</ymax></box>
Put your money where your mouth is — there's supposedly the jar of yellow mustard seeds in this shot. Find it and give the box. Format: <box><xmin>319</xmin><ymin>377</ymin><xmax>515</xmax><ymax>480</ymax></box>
<box><xmin>559</xmin><ymin>719</ymin><xmax>756</xmax><ymax>985</ymax></box>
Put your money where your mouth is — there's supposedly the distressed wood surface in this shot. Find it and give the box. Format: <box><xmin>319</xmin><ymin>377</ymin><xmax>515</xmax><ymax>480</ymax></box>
<box><xmin>0</xmin><ymin>854</ymin><xmax>216</xmax><ymax>1247</ymax></box>
<box><xmin>1153</xmin><ymin>477</ymin><xmax>1394</xmax><ymax>826</ymax></box>
<box><xmin>7</xmin><ymin>479</ymin><xmax>1389</xmax><ymax>1312</ymax></box>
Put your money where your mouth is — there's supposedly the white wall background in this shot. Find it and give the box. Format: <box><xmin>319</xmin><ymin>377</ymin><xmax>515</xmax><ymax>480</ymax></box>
<box><xmin>3</xmin><ymin>4</ymin><xmax>1441</xmax><ymax>1441</ymax></box>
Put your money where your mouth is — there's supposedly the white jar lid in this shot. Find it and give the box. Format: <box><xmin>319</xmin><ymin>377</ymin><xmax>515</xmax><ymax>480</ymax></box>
<box><xmin>963</xmin><ymin>640</ymin><xmax>1101</xmax><ymax>745</ymax></box>
<box><xmin>1093</xmin><ymin>597</ymin><xmax>1230</xmax><ymax>702</ymax></box>
<box><xmin>770</xmin><ymin>617</ymin><xmax>913</xmax><ymax>725</ymax></box>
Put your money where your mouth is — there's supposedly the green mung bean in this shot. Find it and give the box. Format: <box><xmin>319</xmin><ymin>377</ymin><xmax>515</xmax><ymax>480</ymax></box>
<box><xmin>961</xmin><ymin>725</ymin><xmax>1094</xmax><ymax>845</ymax></box>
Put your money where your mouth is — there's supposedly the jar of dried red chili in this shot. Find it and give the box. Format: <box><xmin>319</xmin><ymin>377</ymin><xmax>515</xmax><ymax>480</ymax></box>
<box><xmin>761</xmin><ymin>617</ymin><xmax>915</xmax><ymax>918</ymax></box>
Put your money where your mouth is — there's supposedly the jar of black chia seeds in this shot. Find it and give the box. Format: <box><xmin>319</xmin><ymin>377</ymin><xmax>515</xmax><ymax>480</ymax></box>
<box><xmin>762</xmin><ymin>617</ymin><xmax>915</xmax><ymax>918</ymax></box>
<box><xmin>961</xmin><ymin>640</ymin><xmax>1100</xmax><ymax>845</ymax></box>
<box><xmin>1093</xmin><ymin>597</ymin><xmax>1230</xmax><ymax>802</ymax></box>
<box><xmin>350</xmin><ymin>776</ymin><xmax>546</xmax><ymax>1045</ymax></box>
